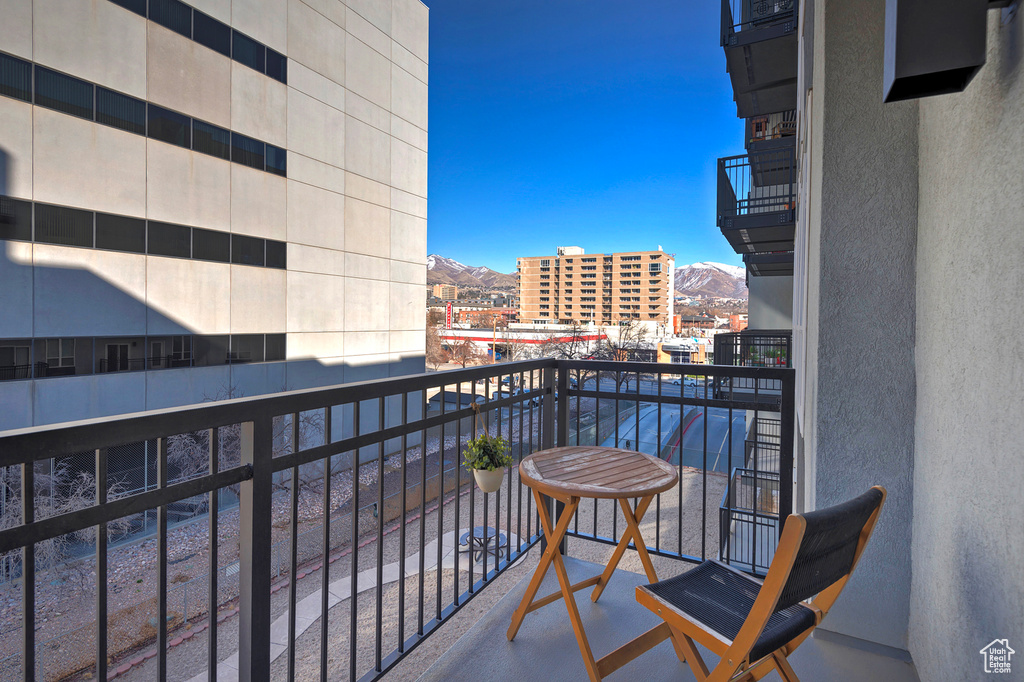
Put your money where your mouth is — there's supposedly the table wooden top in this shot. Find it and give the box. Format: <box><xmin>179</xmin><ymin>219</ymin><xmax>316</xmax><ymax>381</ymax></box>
<box><xmin>519</xmin><ymin>446</ymin><xmax>678</xmax><ymax>500</ymax></box>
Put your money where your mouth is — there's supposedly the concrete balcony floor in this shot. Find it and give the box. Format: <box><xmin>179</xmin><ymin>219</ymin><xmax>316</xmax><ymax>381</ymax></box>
<box><xmin>417</xmin><ymin>556</ymin><xmax>920</xmax><ymax>682</ymax></box>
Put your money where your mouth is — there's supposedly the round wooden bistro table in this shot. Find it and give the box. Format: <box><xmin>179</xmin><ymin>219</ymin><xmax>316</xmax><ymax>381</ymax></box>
<box><xmin>506</xmin><ymin>446</ymin><xmax>679</xmax><ymax>681</ymax></box>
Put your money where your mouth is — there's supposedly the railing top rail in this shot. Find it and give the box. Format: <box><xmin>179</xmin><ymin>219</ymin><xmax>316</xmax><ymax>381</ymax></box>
<box><xmin>0</xmin><ymin>358</ymin><xmax>556</xmax><ymax>463</ymax></box>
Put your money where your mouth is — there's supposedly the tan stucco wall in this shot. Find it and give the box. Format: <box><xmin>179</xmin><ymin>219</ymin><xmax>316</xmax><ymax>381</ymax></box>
<box><xmin>911</xmin><ymin>10</ymin><xmax>1024</xmax><ymax>680</ymax></box>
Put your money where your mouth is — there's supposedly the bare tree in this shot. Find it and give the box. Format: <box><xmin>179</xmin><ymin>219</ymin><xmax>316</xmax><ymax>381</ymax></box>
<box><xmin>426</xmin><ymin>324</ymin><xmax>446</xmax><ymax>370</ymax></box>
<box><xmin>166</xmin><ymin>385</ymin><xmax>326</xmax><ymax>497</ymax></box>
<box><xmin>0</xmin><ymin>460</ymin><xmax>133</xmax><ymax>595</ymax></box>
<box><xmin>593</xmin><ymin>319</ymin><xmax>651</xmax><ymax>390</ymax></box>
<box><xmin>446</xmin><ymin>336</ymin><xmax>483</xmax><ymax>368</ymax></box>
<box><xmin>539</xmin><ymin>320</ymin><xmax>593</xmax><ymax>360</ymax></box>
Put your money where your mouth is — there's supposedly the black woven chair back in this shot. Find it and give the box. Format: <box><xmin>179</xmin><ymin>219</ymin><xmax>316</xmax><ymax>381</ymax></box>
<box><xmin>774</xmin><ymin>487</ymin><xmax>884</xmax><ymax>611</ymax></box>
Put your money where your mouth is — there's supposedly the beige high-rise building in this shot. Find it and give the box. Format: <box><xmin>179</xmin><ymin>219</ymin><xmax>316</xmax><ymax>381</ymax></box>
<box><xmin>517</xmin><ymin>248</ymin><xmax>674</xmax><ymax>325</ymax></box>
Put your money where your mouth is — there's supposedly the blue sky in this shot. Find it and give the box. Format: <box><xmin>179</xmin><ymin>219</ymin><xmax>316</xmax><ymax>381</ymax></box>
<box><xmin>422</xmin><ymin>0</ymin><xmax>745</xmax><ymax>274</ymax></box>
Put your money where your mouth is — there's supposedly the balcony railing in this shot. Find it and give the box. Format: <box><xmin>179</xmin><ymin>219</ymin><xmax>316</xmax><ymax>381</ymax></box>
<box><xmin>722</xmin><ymin>0</ymin><xmax>797</xmax><ymax>45</ymax></box>
<box><xmin>718</xmin><ymin>145</ymin><xmax>796</xmax><ymax>254</ymax></box>
<box><xmin>0</xmin><ymin>359</ymin><xmax>793</xmax><ymax>681</ymax></box>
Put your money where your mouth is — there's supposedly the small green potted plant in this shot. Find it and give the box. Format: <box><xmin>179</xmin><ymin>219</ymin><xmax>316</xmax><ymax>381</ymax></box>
<box><xmin>463</xmin><ymin>433</ymin><xmax>514</xmax><ymax>493</ymax></box>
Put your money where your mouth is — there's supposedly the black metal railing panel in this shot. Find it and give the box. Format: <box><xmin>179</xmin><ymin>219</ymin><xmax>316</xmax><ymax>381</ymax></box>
<box><xmin>0</xmin><ymin>359</ymin><xmax>795</xmax><ymax>680</ymax></box>
<box><xmin>0</xmin><ymin>361</ymin><xmax>555</xmax><ymax>681</ymax></box>
<box><xmin>718</xmin><ymin>147</ymin><xmax>796</xmax><ymax>224</ymax></box>
<box><xmin>555</xmin><ymin>360</ymin><xmax>794</xmax><ymax>575</ymax></box>
<box><xmin>722</xmin><ymin>0</ymin><xmax>797</xmax><ymax>44</ymax></box>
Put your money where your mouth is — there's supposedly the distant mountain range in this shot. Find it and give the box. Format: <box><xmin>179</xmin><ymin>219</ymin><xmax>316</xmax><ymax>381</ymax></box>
<box><xmin>426</xmin><ymin>255</ymin><xmax>517</xmax><ymax>289</ymax></box>
<box><xmin>673</xmin><ymin>262</ymin><xmax>747</xmax><ymax>299</ymax></box>
<box><xmin>427</xmin><ymin>255</ymin><xmax>747</xmax><ymax>299</ymax></box>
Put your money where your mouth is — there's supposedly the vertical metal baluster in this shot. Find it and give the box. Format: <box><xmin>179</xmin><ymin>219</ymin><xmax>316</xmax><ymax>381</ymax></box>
<box><xmin>467</xmin><ymin>381</ymin><xmax>476</xmax><ymax>593</ymax></box>
<box><xmin>22</xmin><ymin>460</ymin><xmax>35</xmax><ymax>682</ymax></box>
<box><xmin>453</xmin><ymin>385</ymin><xmax>460</xmax><ymax>605</ymax></box>
<box><xmin>238</xmin><ymin>418</ymin><xmax>273</xmax><ymax>682</ymax></box>
<box><xmin>96</xmin><ymin>449</ymin><xmax>108</xmax><ymax>682</ymax></box>
<box><xmin>375</xmin><ymin>397</ymin><xmax>385</xmax><ymax>671</ymax></box>
<box><xmin>702</xmin><ymin>396</ymin><xmax>709</xmax><ymax>561</ymax></box>
<box><xmin>656</xmin><ymin>376</ymin><xmax>662</xmax><ymax>552</ymax></box>
<box><xmin>320</xmin><ymin>410</ymin><xmax>331</xmax><ymax>682</ymax></box>
<box><xmin>95</xmin><ymin>446</ymin><xmax>108</xmax><ymax>679</ymax></box>
<box><xmin>399</xmin><ymin>394</ymin><xmax>408</xmax><ymax>649</ymax></box>
<box><xmin>288</xmin><ymin>414</ymin><xmax>300</xmax><ymax>680</ymax></box>
<box><xmin>678</xmin><ymin>377</ymin><xmax>684</xmax><ymax>557</ymax></box>
<box><xmin>593</xmin><ymin>369</ymin><xmax>598</xmax><ymax>537</ymax></box>
<box><xmin>349</xmin><ymin>401</ymin><xmax>361</xmax><ymax>682</ymax></box>
<box><xmin>435</xmin><ymin>389</ymin><xmax>444</xmax><ymax>619</ymax></box>
<box><xmin>613</xmin><ymin>370</ymin><xmax>620</xmax><ymax>540</ymax></box>
<box><xmin>506</xmin><ymin>372</ymin><xmax>515</xmax><ymax>563</ymax></box>
<box><xmin>208</xmin><ymin>428</ymin><xmax>219</xmax><ymax>682</ymax></box>
<box><xmin>525</xmin><ymin>371</ymin><xmax>532</xmax><ymax>543</ymax></box>
<box><xmin>418</xmin><ymin>389</ymin><xmax>427</xmax><ymax>632</ymax></box>
<box><xmin>157</xmin><ymin>437</ymin><xmax>168</xmax><ymax>682</ymax></box>
<box><xmin>751</xmin><ymin>378</ymin><xmax>758</xmax><ymax>572</ymax></box>
<box><xmin>516</xmin><ymin>371</ymin><xmax>524</xmax><ymax>553</ymax></box>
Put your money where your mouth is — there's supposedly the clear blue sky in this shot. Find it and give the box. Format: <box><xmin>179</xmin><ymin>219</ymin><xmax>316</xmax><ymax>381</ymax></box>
<box><xmin>422</xmin><ymin>0</ymin><xmax>745</xmax><ymax>274</ymax></box>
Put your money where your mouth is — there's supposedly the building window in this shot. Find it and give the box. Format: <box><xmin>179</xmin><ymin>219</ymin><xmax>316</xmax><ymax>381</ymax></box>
<box><xmin>231</xmin><ymin>132</ymin><xmax>265</xmax><ymax>170</ymax></box>
<box><xmin>0</xmin><ymin>342</ymin><xmax>31</xmax><ymax>381</ymax></box>
<box><xmin>266</xmin><ymin>145</ymin><xmax>287</xmax><ymax>176</ymax></box>
<box><xmin>102</xmin><ymin>342</ymin><xmax>130</xmax><ymax>372</ymax></box>
<box><xmin>0</xmin><ymin>197</ymin><xmax>31</xmax><ymax>241</ymax></box>
<box><xmin>193</xmin><ymin>119</ymin><xmax>232</xmax><ymax>160</ymax></box>
<box><xmin>231</xmin><ymin>234</ymin><xmax>265</xmax><ymax>266</ymax></box>
<box><xmin>148</xmin><ymin>221</ymin><xmax>192</xmax><ymax>258</ymax></box>
<box><xmin>46</xmin><ymin>338</ymin><xmax>75</xmax><ymax>368</ymax></box>
<box><xmin>265</xmin><ymin>333</ymin><xmax>286</xmax><ymax>361</ymax></box>
<box><xmin>648</xmin><ymin>262</ymin><xmax>662</xmax><ymax>273</ymax></box>
<box><xmin>0</xmin><ymin>52</ymin><xmax>31</xmax><ymax>102</ymax></box>
<box><xmin>34</xmin><ymin>203</ymin><xmax>93</xmax><ymax>248</ymax></box>
<box><xmin>149</xmin><ymin>0</ymin><xmax>193</xmax><ymax>38</ymax></box>
<box><xmin>35</xmin><ymin>66</ymin><xmax>93</xmax><ymax>120</ymax></box>
<box><xmin>96</xmin><ymin>87</ymin><xmax>146</xmax><ymax>135</ymax></box>
<box><xmin>265</xmin><ymin>240</ymin><xmax>287</xmax><ymax>269</ymax></box>
<box><xmin>266</xmin><ymin>49</ymin><xmax>287</xmax><ymax>83</ymax></box>
<box><xmin>193</xmin><ymin>10</ymin><xmax>231</xmax><ymax>56</ymax></box>
<box><xmin>233</xmin><ymin>31</ymin><xmax>265</xmax><ymax>73</ymax></box>
<box><xmin>192</xmin><ymin>227</ymin><xmax>230</xmax><ymax>262</ymax></box>
<box><xmin>148</xmin><ymin>104</ymin><xmax>192</xmax><ymax>148</ymax></box>
<box><xmin>540</xmin><ymin>259</ymin><xmax>550</xmax><ymax>267</ymax></box>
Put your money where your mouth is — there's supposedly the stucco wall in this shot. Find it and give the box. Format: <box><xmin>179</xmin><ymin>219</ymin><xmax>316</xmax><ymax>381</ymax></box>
<box><xmin>911</xmin><ymin>10</ymin><xmax>1024</xmax><ymax>680</ymax></box>
<box><xmin>805</xmin><ymin>0</ymin><xmax>918</xmax><ymax>649</ymax></box>
<box><xmin>747</xmin><ymin>275</ymin><xmax>793</xmax><ymax>330</ymax></box>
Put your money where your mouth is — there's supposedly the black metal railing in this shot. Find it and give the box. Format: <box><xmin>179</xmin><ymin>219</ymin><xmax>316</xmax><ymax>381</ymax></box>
<box><xmin>0</xmin><ymin>359</ymin><xmax>794</xmax><ymax>681</ymax></box>
<box><xmin>718</xmin><ymin>147</ymin><xmax>796</xmax><ymax>225</ymax></box>
<box><xmin>714</xmin><ymin>329</ymin><xmax>792</xmax><ymax>368</ymax></box>
<box><xmin>722</xmin><ymin>0</ymin><xmax>797</xmax><ymax>45</ymax></box>
<box><xmin>719</xmin><ymin>468</ymin><xmax>781</xmax><ymax>574</ymax></box>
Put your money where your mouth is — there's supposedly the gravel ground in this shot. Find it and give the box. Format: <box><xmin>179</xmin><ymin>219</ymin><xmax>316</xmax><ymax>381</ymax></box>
<box><xmin>7</xmin><ymin>388</ymin><xmax>727</xmax><ymax>682</ymax></box>
<box><xmin>108</xmin><ymin>463</ymin><xmax>725</xmax><ymax>682</ymax></box>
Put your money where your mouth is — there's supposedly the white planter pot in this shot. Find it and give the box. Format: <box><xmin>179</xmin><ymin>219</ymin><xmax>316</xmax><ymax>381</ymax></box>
<box><xmin>473</xmin><ymin>468</ymin><xmax>505</xmax><ymax>493</ymax></box>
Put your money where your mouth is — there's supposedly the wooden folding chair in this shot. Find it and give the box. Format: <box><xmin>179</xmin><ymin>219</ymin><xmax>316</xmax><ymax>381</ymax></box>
<box><xmin>619</xmin><ymin>486</ymin><xmax>886</xmax><ymax>682</ymax></box>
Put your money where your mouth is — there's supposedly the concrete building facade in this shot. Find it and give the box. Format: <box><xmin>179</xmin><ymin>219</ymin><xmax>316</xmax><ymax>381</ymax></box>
<box><xmin>720</xmin><ymin>0</ymin><xmax>1023</xmax><ymax>676</ymax></box>
<box><xmin>0</xmin><ymin>0</ymin><xmax>429</xmax><ymax>429</ymax></box>
<box><xmin>516</xmin><ymin>248</ymin><xmax>674</xmax><ymax>326</ymax></box>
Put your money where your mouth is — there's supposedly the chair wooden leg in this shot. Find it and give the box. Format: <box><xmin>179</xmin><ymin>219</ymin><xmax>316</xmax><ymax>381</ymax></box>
<box><xmin>669</xmin><ymin>626</ymin><xmax>710</xmax><ymax>682</ymax></box>
<box><xmin>771</xmin><ymin>651</ymin><xmax>800</xmax><ymax>682</ymax></box>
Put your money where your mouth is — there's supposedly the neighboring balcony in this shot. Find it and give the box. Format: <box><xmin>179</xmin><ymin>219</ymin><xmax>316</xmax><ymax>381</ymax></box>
<box><xmin>718</xmin><ymin>142</ymin><xmax>796</xmax><ymax>254</ymax></box>
<box><xmin>743</xmin><ymin>250</ymin><xmax>794</xmax><ymax>276</ymax></box>
<box><xmin>721</xmin><ymin>0</ymin><xmax>799</xmax><ymax>117</ymax></box>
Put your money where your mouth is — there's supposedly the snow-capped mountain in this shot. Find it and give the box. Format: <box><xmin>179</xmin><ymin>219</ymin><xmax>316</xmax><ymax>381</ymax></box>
<box><xmin>673</xmin><ymin>262</ymin><xmax>747</xmax><ymax>299</ymax></box>
<box><xmin>427</xmin><ymin>255</ymin><xmax>517</xmax><ymax>289</ymax></box>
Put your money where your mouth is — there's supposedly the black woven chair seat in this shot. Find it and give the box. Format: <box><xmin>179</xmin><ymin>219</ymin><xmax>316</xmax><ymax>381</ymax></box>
<box><xmin>646</xmin><ymin>561</ymin><xmax>816</xmax><ymax>662</ymax></box>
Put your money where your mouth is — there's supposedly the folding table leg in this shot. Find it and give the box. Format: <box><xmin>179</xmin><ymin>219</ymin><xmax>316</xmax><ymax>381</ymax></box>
<box><xmin>591</xmin><ymin>495</ymin><xmax>656</xmax><ymax>602</ymax></box>
<box><xmin>506</xmin><ymin>491</ymin><xmax>580</xmax><ymax>640</ymax></box>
